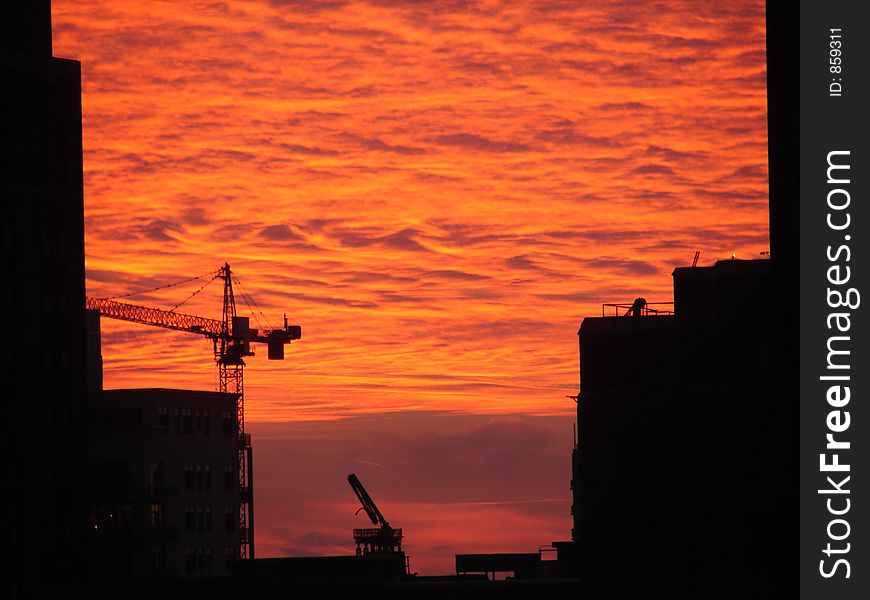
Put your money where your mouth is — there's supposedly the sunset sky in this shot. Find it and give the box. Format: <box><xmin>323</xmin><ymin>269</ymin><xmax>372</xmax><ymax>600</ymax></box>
<box><xmin>53</xmin><ymin>0</ymin><xmax>769</xmax><ymax>574</ymax></box>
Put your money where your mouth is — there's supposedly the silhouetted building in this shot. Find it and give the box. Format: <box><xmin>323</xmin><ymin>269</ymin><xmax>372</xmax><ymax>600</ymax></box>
<box><xmin>87</xmin><ymin>312</ymin><xmax>247</xmax><ymax>581</ymax></box>
<box><xmin>1</xmin><ymin>2</ymin><xmax>88</xmax><ymax>596</ymax></box>
<box><xmin>89</xmin><ymin>388</ymin><xmax>244</xmax><ymax>579</ymax></box>
<box><xmin>572</xmin><ymin>259</ymin><xmax>776</xmax><ymax>587</ymax></box>
<box><xmin>764</xmin><ymin>1</ymin><xmax>799</xmax><ymax>583</ymax></box>
<box><xmin>570</xmin><ymin>1</ymin><xmax>797</xmax><ymax>590</ymax></box>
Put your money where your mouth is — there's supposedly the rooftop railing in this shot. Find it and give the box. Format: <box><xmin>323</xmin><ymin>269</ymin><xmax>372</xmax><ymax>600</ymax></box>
<box><xmin>601</xmin><ymin>302</ymin><xmax>674</xmax><ymax>317</ymax></box>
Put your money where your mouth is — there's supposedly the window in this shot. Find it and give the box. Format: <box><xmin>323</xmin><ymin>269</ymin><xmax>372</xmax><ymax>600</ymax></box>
<box><xmin>204</xmin><ymin>465</ymin><xmax>211</xmax><ymax>491</ymax></box>
<box><xmin>225</xmin><ymin>506</ymin><xmax>235</xmax><ymax>532</ymax></box>
<box><xmin>203</xmin><ymin>409</ymin><xmax>210</xmax><ymax>436</ymax></box>
<box><xmin>196</xmin><ymin>464</ymin><xmax>203</xmax><ymax>491</ymax></box>
<box><xmin>224</xmin><ymin>464</ymin><xmax>234</xmax><ymax>492</ymax></box>
<box><xmin>185</xmin><ymin>504</ymin><xmax>195</xmax><ymax>532</ymax></box>
<box><xmin>225</xmin><ymin>547</ymin><xmax>236</xmax><ymax>561</ymax></box>
<box><xmin>90</xmin><ymin>504</ymin><xmax>133</xmax><ymax>536</ymax></box>
<box><xmin>157</xmin><ymin>407</ymin><xmax>168</xmax><ymax>432</ymax></box>
<box><xmin>184</xmin><ymin>464</ymin><xmax>195</xmax><ymax>491</ymax></box>
<box><xmin>205</xmin><ymin>547</ymin><xmax>213</xmax><ymax>574</ymax></box>
<box><xmin>147</xmin><ymin>462</ymin><xmax>163</xmax><ymax>496</ymax></box>
<box><xmin>182</xmin><ymin>408</ymin><xmax>193</xmax><ymax>434</ymax></box>
<box><xmin>197</xmin><ymin>506</ymin><xmax>205</xmax><ymax>532</ymax></box>
<box><xmin>150</xmin><ymin>545</ymin><xmax>165</xmax><ymax>574</ymax></box>
<box><xmin>185</xmin><ymin>546</ymin><xmax>196</xmax><ymax>574</ymax></box>
<box><xmin>222</xmin><ymin>411</ymin><xmax>233</xmax><ymax>437</ymax></box>
<box><xmin>194</xmin><ymin>408</ymin><xmax>202</xmax><ymax>431</ymax></box>
<box><xmin>205</xmin><ymin>505</ymin><xmax>212</xmax><ymax>533</ymax></box>
<box><xmin>149</xmin><ymin>504</ymin><xmax>163</xmax><ymax>528</ymax></box>
<box><xmin>173</xmin><ymin>408</ymin><xmax>180</xmax><ymax>434</ymax></box>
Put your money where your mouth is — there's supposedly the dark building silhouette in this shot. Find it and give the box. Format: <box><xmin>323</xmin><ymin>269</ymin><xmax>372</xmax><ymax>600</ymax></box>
<box><xmin>764</xmin><ymin>1</ymin><xmax>799</xmax><ymax>581</ymax></box>
<box><xmin>573</xmin><ymin>260</ymin><xmax>775</xmax><ymax>586</ymax></box>
<box><xmin>570</xmin><ymin>0</ymin><xmax>797</xmax><ymax>591</ymax></box>
<box><xmin>86</xmin><ymin>312</ymin><xmax>247</xmax><ymax>581</ymax></box>
<box><xmin>1</xmin><ymin>2</ymin><xmax>88</xmax><ymax>597</ymax></box>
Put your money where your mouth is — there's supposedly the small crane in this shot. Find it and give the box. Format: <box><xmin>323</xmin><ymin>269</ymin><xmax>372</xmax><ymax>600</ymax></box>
<box><xmin>347</xmin><ymin>473</ymin><xmax>403</xmax><ymax>556</ymax></box>
<box><xmin>86</xmin><ymin>262</ymin><xmax>301</xmax><ymax>559</ymax></box>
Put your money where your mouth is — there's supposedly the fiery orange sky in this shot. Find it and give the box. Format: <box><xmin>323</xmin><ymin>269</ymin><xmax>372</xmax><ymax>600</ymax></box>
<box><xmin>53</xmin><ymin>0</ymin><xmax>768</xmax><ymax>574</ymax></box>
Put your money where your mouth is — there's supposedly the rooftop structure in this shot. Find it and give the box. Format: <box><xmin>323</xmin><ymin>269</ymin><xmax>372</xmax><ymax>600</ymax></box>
<box><xmin>572</xmin><ymin>259</ymin><xmax>780</xmax><ymax>588</ymax></box>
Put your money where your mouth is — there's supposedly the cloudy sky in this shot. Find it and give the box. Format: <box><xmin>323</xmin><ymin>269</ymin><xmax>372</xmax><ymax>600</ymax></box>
<box><xmin>54</xmin><ymin>0</ymin><xmax>768</xmax><ymax>574</ymax></box>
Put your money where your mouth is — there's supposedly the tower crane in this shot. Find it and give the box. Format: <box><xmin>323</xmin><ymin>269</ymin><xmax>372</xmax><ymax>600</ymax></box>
<box><xmin>347</xmin><ymin>473</ymin><xmax>403</xmax><ymax>556</ymax></box>
<box><xmin>86</xmin><ymin>262</ymin><xmax>301</xmax><ymax>559</ymax></box>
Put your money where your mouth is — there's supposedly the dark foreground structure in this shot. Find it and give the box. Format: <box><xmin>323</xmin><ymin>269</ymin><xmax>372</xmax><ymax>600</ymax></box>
<box><xmin>4</xmin><ymin>0</ymin><xmax>796</xmax><ymax>597</ymax></box>
<box><xmin>572</xmin><ymin>259</ymin><xmax>780</xmax><ymax>591</ymax></box>
<box><xmin>1</xmin><ymin>3</ymin><xmax>88</xmax><ymax>598</ymax></box>
<box><xmin>88</xmin><ymin>387</ymin><xmax>245</xmax><ymax>579</ymax></box>
<box><xmin>86</xmin><ymin>311</ymin><xmax>249</xmax><ymax>580</ymax></box>
<box><xmin>569</xmin><ymin>1</ymin><xmax>798</xmax><ymax>594</ymax></box>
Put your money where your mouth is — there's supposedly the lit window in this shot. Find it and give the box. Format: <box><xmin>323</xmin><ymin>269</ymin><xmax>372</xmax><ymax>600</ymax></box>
<box><xmin>147</xmin><ymin>462</ymin><xmax>163</xmax><ymax>496</ymax></box>
<box><xmin>149</xmin><ymin>504</ymin><xmax>163</xmax><ymax>528</ymax></box>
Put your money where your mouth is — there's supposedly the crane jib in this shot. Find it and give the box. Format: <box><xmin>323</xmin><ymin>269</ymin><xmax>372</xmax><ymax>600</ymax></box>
<box><xmin>84</xmin><ymin>297</ymin><xmax>302</xmax><ymax>351</ymax></box>
<box><xmin>86</xmin><ymin>297</ymin><xmax>225</xmax><ymax>338</ymax></box>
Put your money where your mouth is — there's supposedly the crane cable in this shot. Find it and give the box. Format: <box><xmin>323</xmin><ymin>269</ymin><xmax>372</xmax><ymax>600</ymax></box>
<box><xmin>231</xmin><ymin>278</ymin><xmax>263</xmax><ymax>330</ymax></box>
<box><xmin>100</xmin><ymin>269</ymin><xmax>219</xmax><ymax>301</ymax></box>
<box><xmin>232</xmin><ymin>276</ymin><xmax>274</xmax><ymax>330</ymax></box>
<box><xmin>169</xmin><ymin>273</ymin><xmax>220</xmax><ymax>312</ymax></box>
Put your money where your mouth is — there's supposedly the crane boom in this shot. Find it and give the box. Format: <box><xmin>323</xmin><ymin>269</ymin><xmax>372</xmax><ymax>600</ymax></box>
<box><xmin>348</xmin><ymin>473</ymin><xmax>389</xmax><ymax>527</ymax></box>
<box><xmin>346</xmin><ymin>473</ymin><xmax>403</xmax><ymax>557</ymax></box>
<box><xmin>84</xmin><ymin>297</ymin><xmax>302</xmax><ymax>347</ymax></box>
<box><xmin>86</xmin><ymin>263</ymin><xmax>301</xmax><ymax>560</ymax></box>
<box><xmin>85</xmin><ymin>297</ymin><xmax>224</xmax><ymax>337</ymax></box>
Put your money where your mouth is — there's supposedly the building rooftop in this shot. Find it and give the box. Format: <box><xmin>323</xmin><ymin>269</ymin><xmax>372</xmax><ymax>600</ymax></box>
<box><xmin>101</xmin><ymin>388</ymin><xmax>239</xmax><ymax>403</ymax></box>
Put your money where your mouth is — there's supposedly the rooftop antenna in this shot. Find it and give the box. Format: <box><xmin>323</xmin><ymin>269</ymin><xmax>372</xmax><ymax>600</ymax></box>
<box><xmin>691</xmin><ymin>250</ymin><xmax>700</xmax><ymax>268</ymax></box>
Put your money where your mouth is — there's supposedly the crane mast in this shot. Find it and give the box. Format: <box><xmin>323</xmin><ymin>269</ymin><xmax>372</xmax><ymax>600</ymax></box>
<box><xmin>86</xmin><ymin>263</ymin><xmax>301</xmax><ymax>560</ymax></box>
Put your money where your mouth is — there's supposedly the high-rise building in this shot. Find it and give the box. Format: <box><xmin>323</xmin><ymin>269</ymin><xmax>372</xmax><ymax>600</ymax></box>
<box><xmin>86</xmin><ymin>311</ymin><xmax>248</xmax><ymax>581</ymax></box>
<box><xmin>572</xmin><ymin>259</ymin><xmax>777</xmax><ymax>587</ymax></box>
<box><xmin>570</xmin><ymin>2</ymin><xmax>797</xmax><ymax>588</ymax></box>
<box><xmin>1</xmin><ymin>2</ymin><xmax>88</xmax><ymax>596</ymax></box>
<box><xmin>89</xmin><ymin>387</ymin><xmax>244</xmax><ymax>580</ymax></box>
